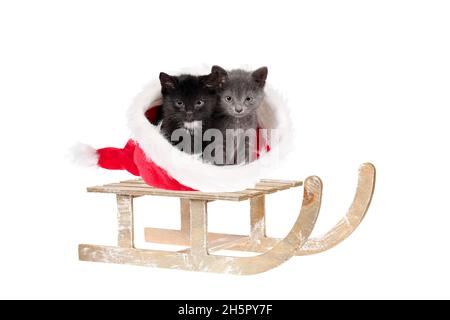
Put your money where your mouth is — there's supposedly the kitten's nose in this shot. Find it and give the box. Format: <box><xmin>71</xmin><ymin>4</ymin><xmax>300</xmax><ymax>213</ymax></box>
<box><xmin>235</xmin><ymin>107</ymin><xmax>243</xmax><ymax>113</ymax></box>
<box><xmin>186</xmin><ymin>111</ymin><xmax>193</xmax><ymax>120</ymax></box>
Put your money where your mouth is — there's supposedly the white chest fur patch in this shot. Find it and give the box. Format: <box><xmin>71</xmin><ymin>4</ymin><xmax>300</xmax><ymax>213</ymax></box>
<box><xmin>184</xmin><ymin>121</ymin><xmax>202</xmax><ymax>131</ymax></box>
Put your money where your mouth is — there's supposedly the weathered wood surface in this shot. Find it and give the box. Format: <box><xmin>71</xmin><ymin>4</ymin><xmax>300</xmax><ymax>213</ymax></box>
<box><xmin>189</xmin><ymin>200</ymin><xmax>208</xmax><ymax>256</ymax></box>
<box><xmin>180</xmin><ymin>199</ymin><xmax>190</xmax><ymax>235</ymax></box>
<box><xmin>250</xmin><ymin>195</ymin><xmax>266</xmax><ymax>244</ymax></box>
<box><xmin>260</xmin><ymin>179</ymin><xmax>303</xmax><ymax>187</ymax></box>
<box><xmin>79</xmin><ymin>176</ymin><xmax>322</xmax><ymax>275</ymax></box>
<box><xmin>79</xmin><ymin>164</ymin><xmax>376</xmax><ymax>274</ymax></box>
<box><xmin>116</xmin><ymin>195</ymin><xmax>134</xmax><ymax>248</ymax></box>
<box><xmin>87</xmin><ymin>179</ymin><xmax>303</xmax><ymax>201</ymax></box>
<box><xmin>143</xmin><ymin>163</ymin><xmax>376</xmax><ymax>257</ymax></box>
<box><xmin>296</xmin><ymin>163</ymin><xmax>376</xmax><ymax>255</ymax></box>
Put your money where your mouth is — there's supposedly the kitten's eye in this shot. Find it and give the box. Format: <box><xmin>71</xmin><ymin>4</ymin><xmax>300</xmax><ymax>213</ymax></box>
<box><xmin>225</xmin><ymin>96</ymin><xmax>232</xmax><ymax>102</ymax></box>
<box><xmin>175</xmin><ymin>100</ymin><xmax>184</xmax><ymax>107</ymax></box>
<box><xmin>245</xmin><ymin>97</ymin><xmax>254</xmax><ymax>103</ymax></box>
<box><xmin>195</xmin><ymin>100</ymin><xmax>205</xmax><ymax>108</ymax></box>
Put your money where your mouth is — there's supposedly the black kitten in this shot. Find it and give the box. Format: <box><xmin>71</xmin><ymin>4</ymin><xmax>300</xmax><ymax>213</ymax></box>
<box><xmin>159</xmin><ymin>71</ymin><xmax>225</xmax><ymax>154</ymax></box>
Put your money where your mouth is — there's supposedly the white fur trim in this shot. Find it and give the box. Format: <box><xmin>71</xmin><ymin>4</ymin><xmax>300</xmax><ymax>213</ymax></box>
<box><xmin>69</xmin><ymin>143</ymin><xmax>99</xmax><ymax>167</ymax></box>
<box><xmin>127</xmin><ymin>67</ymin><xmax>293</xmax><ymax>192</ymax></box>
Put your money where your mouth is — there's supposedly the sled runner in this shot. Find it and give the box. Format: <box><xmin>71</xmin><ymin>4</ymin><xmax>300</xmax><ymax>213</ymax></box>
<box><xmin>78</xmin><ymin>163</ymin><xmax>375</xmax><ymax>275</ymax></box>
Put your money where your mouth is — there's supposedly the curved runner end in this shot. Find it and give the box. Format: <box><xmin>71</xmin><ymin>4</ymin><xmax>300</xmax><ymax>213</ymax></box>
<box><xmin>297</xmin><ymin>163</ymin><xmax>376</xmax><ymax>256</ymax></box>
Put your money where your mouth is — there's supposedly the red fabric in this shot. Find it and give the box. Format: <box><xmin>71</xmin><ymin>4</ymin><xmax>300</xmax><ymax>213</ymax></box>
<box><xmin>96</xmin><ymin>136</ymin><xmax>269</xmax><ymax>191</ymax></box>
<box><xmin>95</xmin><ymin>139</ymin><xmax>195</xmax><ymax>190</ymax></box>
<box><xmin>145</xmin><ymin>107</ymin><xmax>159</xmax><ymax>124</ymax></box>
<box><xmin>256</xmin><ymin>128</ymin><xmax>271</xmax><ymax>158</ymax></box>
<box><xmin>134</xmin><ymin>144</ymin><xmax>196</xmax><ymax>191</ymax></box>
<box><xmin>97</xmin><ymin>140</ymin><xmax>140</xmax><ymax>176</ymax></box>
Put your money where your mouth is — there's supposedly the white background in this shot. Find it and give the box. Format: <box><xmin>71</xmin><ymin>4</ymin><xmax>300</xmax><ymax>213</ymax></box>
<box><xmin>0</xmin><ymin>0</ymin><xmax>449</xmax><ymax>299</ymax></box>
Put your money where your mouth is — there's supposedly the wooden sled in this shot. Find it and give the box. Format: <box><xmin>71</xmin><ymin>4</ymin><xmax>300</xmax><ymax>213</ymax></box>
<box><xmin>79</xmin><ymin>163</ymin><xmax>375</xmax><ymax>275</ymax></box>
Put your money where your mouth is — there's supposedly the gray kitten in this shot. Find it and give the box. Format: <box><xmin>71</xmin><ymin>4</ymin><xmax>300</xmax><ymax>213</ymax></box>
<box><xmin>209</xmin><ymin>66</ymin><xmax>268</xmax><ymax>165</ymax></box>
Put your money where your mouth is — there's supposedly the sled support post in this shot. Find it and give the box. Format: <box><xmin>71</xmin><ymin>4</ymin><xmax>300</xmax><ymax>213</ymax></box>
<box><xmin>180</xmin><ymin>199</ymin><xmax>190</xmax><ymax>236</ymax></box>
<box><xmin>189</xmin><ymin>200</ymin><xmax>208</xmax><ymax>256</ymax></box>
<box><xmin>80</xmin><ymin>163</ymin><xmax>376</xmax><ymax>274</ymax></box>
<box><xmin>250</xmin><ymin>195</ymin><xmax>266</xmax><ymax>243</ymax></box>
<box><xmin>116</xmin><ymin>194</ymin><xmax>134</xmax><ymax>248</ymax></box>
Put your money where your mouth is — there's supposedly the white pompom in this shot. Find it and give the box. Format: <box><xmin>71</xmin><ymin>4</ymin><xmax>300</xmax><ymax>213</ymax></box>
<box><xmin>68</xmin><ymin>143</ymin><xmax>99</xmax><ymax>167</ymax></box>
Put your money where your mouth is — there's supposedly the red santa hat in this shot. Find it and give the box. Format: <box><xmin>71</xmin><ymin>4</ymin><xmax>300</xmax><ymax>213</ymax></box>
<box><xmin>71</xmin><ymin>67</ymin><xmax>293</xmax><ymax>192</ymax></box>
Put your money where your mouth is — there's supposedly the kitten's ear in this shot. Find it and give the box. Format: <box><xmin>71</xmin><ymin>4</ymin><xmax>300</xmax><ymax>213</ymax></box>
<box><xmin>211</xmin><ymin>65</ymin><xmax>228</xmax><ymax>85</ymax></box>
<box><xmin>252</xmin><ymin>67</ymin><xmax>268</xmax><ymax>88</ymax></box>
<box><xmin>201</xmin><ymin>67</ymin><xmax>228</xmax><ymax>89</ymax></box>
<box><xmin>159</xmin><ymin>72</ymin><xmax>177</xmax><ymax>92</ymax></box>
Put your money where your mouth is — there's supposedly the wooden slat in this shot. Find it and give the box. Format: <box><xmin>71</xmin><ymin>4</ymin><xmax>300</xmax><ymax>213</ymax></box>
<box><xmin>205</xmin><ymin>237</ymin><xmax>249</xmax><ymax>252</ymax></box>
<box><xmin>115</xmin><ymin>183</ymin><xmax>267</xmax><ymax>197</ymax></box>
<box><xmin>110</xmin><ymin>183</ymin><xmax>155</xmax><ymax>188</ymax></box>
<box><xmin>121</xmin><ymin>178</ymin><xmax>302</xmax><ymax>188</ymax></box>
<box><xmin>144</xmin><ymin>227</ymin><xmax>270</xmax><ymax>252</ymax></box>
<box><xmin>259</xmin><ymin>179</ymin><xmax>303</xmax><ymax>187</ymax></box>
<box><xmin>237</xmin><ymin>189</ymin><xmax>265</xmax><ymax>197</ymax></box>
<box><xmin>144</xmin><ymin>228</ymin><xmax>189</xmax><ymax>245</ymax></box>
<box><xmin>144</xmin><ymin>227</ymin><xmax>245</xmax><ymax>247</ymax></box>
<box><xmin>255</xmin><ymin>182</ymin><xmax>291</xmax><ymax>191</ymax></box>
<box><xmin>245</xmin><ymin>188</ymin><xmax>274</xmax><ymax>194</ymax></box>
<box><xmin>87</xmin><ymin>185</ymin><xmax>250</xmax><ymax>201</ymax></box>
<box><xmin>89</xmin><ymin>177</ymin><xmax>302</xmax><ymax>201</ymax></box>
<box><xmin>120</xmin><ymin>179</ymin><xmax>145</xmax><ymax>184</ymax></box>
<box><xmin>178</xmin><ymin>236</ymin><xmax>249</xmax><ymax>253</ymax></box>
<box><xmin>250</xmin><ymin>185</ymin><xmax>280</xmax><ymax>193</ymax></box>
<box><xmin>120</xmin><ymin>184</ymin><xmax>271</xmax><ymax>196</ymax></box>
